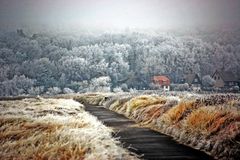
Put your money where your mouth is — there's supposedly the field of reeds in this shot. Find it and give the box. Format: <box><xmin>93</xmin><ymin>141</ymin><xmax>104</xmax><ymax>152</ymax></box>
<box><xmin>0</xmin><ymin>98</ymin><xmax>139</xmax><ymax>160</ymax></box>
<box><xmin>76</xmin><ymin>93</ymin><xmax>240</xmax><ymax>160</ymax></box>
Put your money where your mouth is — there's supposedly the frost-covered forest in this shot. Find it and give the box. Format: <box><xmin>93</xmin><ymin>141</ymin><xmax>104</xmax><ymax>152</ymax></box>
<box><xmin>0</xmin><ymin>29</ymin><xmax>240</xmax><ymax>96</ymax></box>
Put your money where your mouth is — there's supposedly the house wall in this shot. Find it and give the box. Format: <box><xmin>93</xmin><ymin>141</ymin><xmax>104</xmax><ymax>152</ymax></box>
<box><xmin>212</xmin><ymin>73</ymin><xmax>225</xmax><ymax>88</ymax></box>
<box><xmin>192</xmin><ymin>75</ymin><xmax>201</xmax><ymax>85</ymax></box>
<box><xmin>215</xmin><ymin>80</ymin><xmax>225</xmax><ymax>88</ymax></box>
<box><xmin>153</xmin><ymin>79</ymin><xmax>170</xmax><ymax>86</ymax></box>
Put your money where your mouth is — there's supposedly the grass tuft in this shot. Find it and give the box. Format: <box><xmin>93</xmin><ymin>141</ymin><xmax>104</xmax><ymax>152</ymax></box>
<box><xmin>0</xmin><ymin>98</ymin><xmax>139</xmax><ymax>160</ymax></box>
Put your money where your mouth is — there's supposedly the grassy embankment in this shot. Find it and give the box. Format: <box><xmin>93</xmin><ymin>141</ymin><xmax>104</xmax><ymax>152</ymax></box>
<box><xmin>76</xmin><ymin>93</ymin><xmax>240</xmax><ymax>160</ymax></box>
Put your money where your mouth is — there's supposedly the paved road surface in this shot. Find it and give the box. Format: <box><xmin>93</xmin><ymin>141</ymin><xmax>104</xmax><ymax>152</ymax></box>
<box><xmin>85</xmin><ymin>105</ymin><xmax>213</xmax><ymax>160</ymax></box>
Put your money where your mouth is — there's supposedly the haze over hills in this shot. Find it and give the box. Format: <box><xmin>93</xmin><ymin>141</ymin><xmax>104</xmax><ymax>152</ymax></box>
<box><xmin>1</xmin><ymin>0</ymin><xmax>240</xmax><ymax>31</ymax></box>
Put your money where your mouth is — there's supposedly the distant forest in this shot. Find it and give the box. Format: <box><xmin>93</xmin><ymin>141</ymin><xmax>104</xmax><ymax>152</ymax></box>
<box><xmin>0</xmin><ymin>29</ymin><xmax>240</xmax><ymax>96</ymax></box>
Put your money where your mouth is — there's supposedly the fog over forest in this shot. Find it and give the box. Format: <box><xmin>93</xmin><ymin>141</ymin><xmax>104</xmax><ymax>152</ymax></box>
<box><xmin>1</xmin><ymin>0</ymin><xmax>240</xmax><ymax>30</ymax></box>
<box><xmin>0</xmin><ymin>0</ymin><xmax>240</xmax><ymax>95</ymax></box>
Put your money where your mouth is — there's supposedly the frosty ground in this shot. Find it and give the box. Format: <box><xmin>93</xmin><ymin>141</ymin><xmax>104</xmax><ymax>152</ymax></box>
<box><xmin>0</xmin><ymin>98</ymin><xmax>138</xmax><ymax>160</ymax></box>
<box><xmin>0</xmin><ymin>92</ymin><xmax>239</xmax><ymax>159</ymax></box>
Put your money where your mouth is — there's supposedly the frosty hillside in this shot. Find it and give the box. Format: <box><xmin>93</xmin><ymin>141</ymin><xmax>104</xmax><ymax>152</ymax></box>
<box><xmin>0</xmin><ymin>29</ymin><xmax>240</xmax><ymax>95</ymax></box>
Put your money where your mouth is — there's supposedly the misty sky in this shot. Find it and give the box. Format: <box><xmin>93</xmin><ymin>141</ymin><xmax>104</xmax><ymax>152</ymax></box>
<box><xmin>1</xmin><ymin>0</ymin><xmax>240</xmax><ymax>30</ymax></box>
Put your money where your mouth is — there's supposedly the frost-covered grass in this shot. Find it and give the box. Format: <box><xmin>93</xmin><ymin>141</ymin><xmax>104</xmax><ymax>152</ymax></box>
<box><xmin>77</xmin><ymin>92</ymin><xmax>240</xmax><ymax>160</ymax></box>
<box><xmin>159</xmin><ymin>100</ymin><xmax>198</xmax><ymax>125</ymax></box>
<box><xmin>125</xmin><ymin>95</ymin><xmax>166</xmax><ymax>117</ymax></box>
<box><xmin>0</xmin><ymin>98</ymin><xmax>139</xmax><ymax>160</ymax></box>
<box><xmin>182</xmin><ymin>106</ymin><xmax>236</xmax><ymax>135</ymax></box>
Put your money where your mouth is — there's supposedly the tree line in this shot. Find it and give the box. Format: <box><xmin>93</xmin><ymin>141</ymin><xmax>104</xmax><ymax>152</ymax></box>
<box><xmin>0</xmin><ymin>29</ymin><xmax>239</xmax><ymax>96</ymax></box>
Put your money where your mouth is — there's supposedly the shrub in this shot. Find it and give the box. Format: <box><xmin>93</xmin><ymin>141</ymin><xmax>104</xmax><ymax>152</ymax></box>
<box><xmin>63</xmin><ymin>87</ymin><xmax>75</xmax><ymax>94</ymax></box>
<box><xmin>231</xmin><ymin>86</ymin><xmax>239</xmax><ymax>92</ymax></box>
<box><xmin>89</xmin><ymin>76</ymin><xmax>111</xmax><ymax>92</ymax></box>
<box><xmin>120</xmin><ymin>83</ymin><xmax>129</xmax><ymax>92</ymax></box>
<box><xmin>46</xmin><ymin>87</ymin><xmax>62</xmax><ymax>95</ymax></box>
<box><xmin>0</xmin><ymin>75</ymin><xmax>35</xmax><ymax>96</ymax></box>
<box><xmin>27</xmin><ymin>86</ymin><xmax>45</xmax><ymax>95</ymax></box>
<box><xmin>202</xmin><ymin>75</ymin><xmax>215</xmax><ymax>87</ymax></box>
<box><xmin>113</xmin><ymin>87</ymin><xmax>123</xmax><ymax>93</ymax></box>
<box><xmin>67</xmin><ymin>81</ymin><xmax>87</xmax><ymax>92</ymax></box>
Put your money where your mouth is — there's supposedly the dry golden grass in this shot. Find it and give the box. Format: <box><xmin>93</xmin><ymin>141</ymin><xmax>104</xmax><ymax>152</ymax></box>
<box><xmin>159</xmin><ymin>100</ymin><xmax>198</xmax><ymax>125</ymax></box>
<box><xmin>109</xmin><ymin>100</ymin><xmax>122</xmax><ymax>111</ymax></box>
<box><xmin>138</xmin><ymin>102</ymin><xmax>175</xmax><ymax>124</ymax></box>
<box><xmin>0</xmin><ymin>98</ymin><xmax>139</xmax><ymax>160</ymax></box>
<box><xmin>52</xmin><ymin>93</ymin><xmax>240</xmax><ymax>159</ymax></box>
<box><xmin>214</xmin><ymin>119</ymin><xmax>240</xmax><ymax>142</ymax></box>
<box><xmin>0</xmin><ymin>116</ymin><xmax>86</xmax><ymax>160</ymax></box>
<box><xmin>126</xmin><ymin>95</ymin><xmax>166</xmax><ymax>116</ymax></box>
<box><xmin>133</xmin><ymin>104</ymin><xmax>164</xmax><ymax>123</ymax></box>
<box><xmin>183</xmin><ymin>106</ymin><xmax>238</xmax><ymax>136</ymax></box>
<box><xmin>73</xmin><ymin>93</ymin><xmax>108</xmax><ymax>106</ymax></box>
<box><xmin>108</xmin><ymin>96</ymin><xmax>132</xmax><ymax>111</ymax></box>
<box><xmin>110</xmin><ymin>94</ymin><xmax>240</xmax><ymax>159</ymax></box>
<box><xmin>227</xmin><ymin>99</ymin><xmax>240</xmax><ymax>109</ymax></box>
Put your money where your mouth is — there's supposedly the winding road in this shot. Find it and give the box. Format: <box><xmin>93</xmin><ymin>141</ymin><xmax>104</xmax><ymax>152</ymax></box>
<box><xmin>85</xmin><ymin>105</ymin><xmax>213</xmax><ymax>160</ymax></box>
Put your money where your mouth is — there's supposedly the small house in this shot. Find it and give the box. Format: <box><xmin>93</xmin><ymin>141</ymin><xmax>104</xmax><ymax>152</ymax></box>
<box><xmin>152</xmin><ymin>75</ymin><xmax>170</xmax><ymax>91</ymax></box>
<box><xmin>182</xmin><ymin>73</ymin><xmax>202</xmax><ymax>90</ymax></box>
<box><xmin>212</xmin><ymin>70</ymin><xmax>239</xmax><ymax>88</ymax></box>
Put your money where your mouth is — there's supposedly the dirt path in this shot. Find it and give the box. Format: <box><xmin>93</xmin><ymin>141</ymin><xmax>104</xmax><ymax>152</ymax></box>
<box><xmin>85</xmin><ymin>105</ymin><xmax>213</xmax><ymax>160</ymax></box>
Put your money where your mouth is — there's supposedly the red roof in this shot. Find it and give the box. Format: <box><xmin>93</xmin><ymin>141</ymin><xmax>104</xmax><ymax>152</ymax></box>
<box><xmin>153</xmin><ymin>76</ymin><xmax>170</xmax><ymax>82</ymax></box>
<box><xmin>152</xmin><ymin>76</ymin><xmax>170</xmax><ymax>86</ymax></box>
